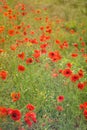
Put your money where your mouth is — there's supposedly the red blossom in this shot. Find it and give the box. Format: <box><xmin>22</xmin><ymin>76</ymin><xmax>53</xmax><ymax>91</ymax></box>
<box><xmin>26</xmin><ymin>104</ymin><xmax>35</xmax><ymax>111</ymax></box>
<box><xmin>84</xmin><ymin>109</ymin><xmax>87</xmax><ymax>119</ymax></box>
<box><xmin>78</xmin><ymin>69</ymin><xmax>84</xmax><ymax>78</ymax></box>
<box><xmin>56</xmin><ymin>106</ymin><xmax>63</xmax><ymax>111</ymax></box>
<box><xmin>8</xmin><ymin>29</ymin><xmax>15</xmax><ymax>36</ymax></box>
<box><xmin>18</xmin><ymin>52</ymin><xmax>25</xmax><ymax>60</ymax></box>
<box><xmin>77</xmin><ymin>82</ymin><xmax>85</xmax><ymax>90</ymax></box>
<box><xmin>11</xmin><ymin>92</ymin><xmax>20</xmax><ymax>102</ymax></box>
<box><xmin>10</xmin><ymin>109</ymin><xmax>21</xmax><ymax>121</ymax></box>
<box><xmin>48</xmin><ymin>51</ymin><xmax>62</xmax><ymax>62</ymax></box>
<box><xmin>62</xmin><ymin>68</ymin><xmax>72</xmax><ymax>77</ymax></box>
<box><xmin>26</xmin><ymin>58</ymin><xmax>33</xmax><ymax>64</ymax></box>
<box><xmin>0</xmin><ymin>107</ymin><xmax>8</xmax><ymax>117</ymax></box>
<box><xmin>71</xmin><ymin>53</ymin><xmax>78</xmax><ymax>58</ymax></box>
<box><xmin>70</xmin><ymin>74</ymin><xmax>79</xmax><ymax>82</ymax></box>
<box><xmin>57</xmin><ymin>95</ymin><xmax>64</xmax><ymax>102</ymax></box>
<box><xmin>33</xmin><ymin>50</ymin><xmax>41</xmax><ymax>58</ymax></box>
<box><xmin>0</xmin><ymin>70</ymin><xmax>8</xmax><ymax>80</ymax></box>
<box><xmin>24</xmin><ymin>112</ymin><xmax>37</xmax><ymax>127</ymax></box>
<box><xmin>66</xmin><ymin>63</ymin><xmax>72</xmax><ymax>68</ymax></box>
<box><xmin>18</xmin><ymin>65</ymin><xmax>25</xmax><ymax>72</ymax></box>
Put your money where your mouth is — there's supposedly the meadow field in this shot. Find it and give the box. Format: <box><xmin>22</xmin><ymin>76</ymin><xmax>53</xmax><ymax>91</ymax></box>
<box><xmin>0</xmin><ymin>0</ymin><xmax>87</xmax><ymax>130</ymax></box>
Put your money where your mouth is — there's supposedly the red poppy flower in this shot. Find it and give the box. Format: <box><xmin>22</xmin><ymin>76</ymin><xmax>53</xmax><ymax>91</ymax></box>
<box><xmin>24</xmin><ymin>112</ymin><xmax>37</xmax><ymax>127</ymax></box>
<box><xmin>0</xmin><ymin>107</ymin><xmax>8</xmax><ymax>117</ymax></box>
<box><xmin>10</xmin><ymin>109</ymin><xmax>21</xmax><ymax>121</ymax></box>
<box><xmin>56</xmin><ymin>106</ymin><xmax>63</xmax><ymax>111</ymax></box>
<box><xmin>81</xmin><ymin>42</ymin><xmax>86</xmax><ymax>46</ymax></box>
<box><xmin>26</xmin><ymin>58</ymin><xmax>33</xmax><ymax>64</ymax></box>
<box><xmin>41</xmin><ymin>49</ymin><xmax>47</xmax><ymax>54</ymax></box>
<box><xmin>71</xmin><ymin>53</ymin><xmax>78</xmax><ymax>58</ymax></box>
<box><xmin>77</xmin><ymin>82</ymin><xmax>85</xmax><ymax>90</ymax></box>
<box><xmin>83</xmin><ymin>102</ymin><xmax>87</xmax><ymax>109</ymax></box>
<box><xmin>18</xmin><ymin>65</ymin><xmax>25</xmax><ymax>72</ymax></box>
<box><xmin>62</xmin><ymin>41</ymin><xmax>69</xmax><ymax>48</ymax></box>
<box><xmin>11</xmin><ymin>92</ymin><xmax>20</xmax><ymax>102</ymax></box>
<box><xmin>10</xmin><ymin>44</ymin><xmax>17</xmax><ymax>51</ymax></box>
<box><xmin>7</xmin><ymin>108</ymin><xmax>14</xmax><ymax>115</ymax></box>
<box><xmin>30</xmin><ymin>39</ymin><xmax>38</xmax><ymax>44</ymax></box>
<box><xmin>83</xmin><ymin>109</ymin><xmax>87</xmax><ymax>119</ymax></box>
<box><xmin>0</xmin><ymin>70</ymin><xmax>8</xmax><ymax>80</ymax></box>
<box><xmin>48</xmin><ymin>52</ymin><xmax>55</xmax><ymax>59</ymax></box>
<box><xmin>0</xmin><ymin>49</ymin><xmax>5</xmax><ymax>53</ymax></box>
<box><xmin>56</xmin><ymin>39</ymin><xmax>61</xmax><ymax>44</ymax></box>
<box><xmin>62</xmin><ymin>68</ymin><xmax>72</xmax><ymax>77</ymax></box>
<box><xmin>66</xmin><ymin>63</ymin><xmax>72</xmax><ymax>68</ymax></box>
<box><xmin>8</xmin><ymin>29</ymin><xmax>15</xmax><ymax>36</ymax></box>
<box><xmin>70</xmin><ymin>74</ymin><xmax>79</xmax><ymax>82</ymax></box>
<box><xmin>40</xmin><ymin>43</ymin><xmax>48</xmax><ymax>49</ymax></box>
<box><xmin>0</xmin><ymin>26</ymin><xmax>5</xmax><ymax>33</ymax></box>
<box><xmin>58</xmin><ymin>69</ymin><xmax>63</xmax><ymax>73</ymax></box>
<box><xmin>79</xmin><ymin>104</ymin><xmax>84</xmax><ymax>110</ymax></box>
<box><xmin>73</xmin><ymin>43</ymin><xmax>78</xmax><ymax>48</ymax></box>
<box><xmin>52</xmin><ymin>73</ymin><xmax>58</xmax><ymax>78</ymax></box>
<box><xmin>78</xmin><ymin>69</ymin><xmax>84</xmax><ymax>78</ymax></box>
<box><xmin>33</xmin><ymin>50</ymin><xmax>40</xmax><ymax>58</ymax></box>
<box><xmin>26</xmin><ymin>104</ymin><xmax>35</xmax><ymax>111</ymax></box>
<box><xmin>40</xmin><ymin>26</ymin><xmax>44</xmax><ymax>31</ymax></box>
<box><xmin>48</xmin><ymin>51</ymin><xmax>62</xmax><ymax>62</ymax></box>
<box><xmin>57</xmin><ymin>95</ymin><xmax>64</xmax><ymax>102</ymax></box>
<box><xmin>18</xmin><ymin>52</ymin><xmax>25</xmax><ymax>60</ymax></box>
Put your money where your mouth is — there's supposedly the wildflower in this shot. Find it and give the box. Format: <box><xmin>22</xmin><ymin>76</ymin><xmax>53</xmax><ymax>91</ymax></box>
<box><xmin>0</xmin><ymin>107</ymin><xmax>8</xmax><ymax>118</ymax></box>
<box><xmin>81</xmin><ymin>42</ymin><xmax>85</xmax><ymax>46</ymax></box>
<box><xmin>7</xmin><ymin>108</ymin><xmax>13</xmax><ymax>115</ymax></box>
<box><xmin>57</xmin><ymin>95</ymin><xmax>64</xmax><ymax>102</ymax></box>
<box><xmin>77</xmin><ymin>82</ymin><xmax>85</xmax><ymax>90</ymax></box>
<box><xmin>48</xmin><ymin>52</ymin><xmax>56</xmax><ymax>59</ymax></box>
<box><xmin>18</xmin><ymin>65</ymin><xmax>25</xmax><ymax>72</ymax></box>
<box><xmin>24</xmin><ymin>112</ymin><xmax>37</xmax><ymax>127</ymax></box>
<box><xmin>11</xmin><ymin>92</ymin><xmax>20</xmax><ymax>102</ymax></box>
<box><xmin>10</xmin><ymin>109</ymin><xmax>21</xmax><ymax>121</ymax></box>
<box><xmin>41</xmin><ymin>49</ymin><xmax>47</xmax><ymax>54</ymax></box>
<box><xmin>18</xmin><ymin>52</ymin><xmax>25</xmax><ymax>60</ymax></box>
<box><xmin>70</xmin><ymin>74</ymin><xmax>79</xmax><ymax>82</ymax></box>
<box><xmin>40</xmin><ymin>43</ymin><xmax>48</xmax><ymax>49</ymax></box>
<box><xmin>0</xmin><ymin>49</ymin><xmax>5</xmax><ymax>53</ymax></box>
<box><xmin>10</xmin><ymin>44</ymin><xmax>17</xmax><ymax>51</ymax></box>
<box><xmin>62</xmin><ymin>68</ymin><xmax>72</xmax><ymax>77</ymax></box>
<box><xmin>62</xmin><ymin>41</ymin><xmax>69</xmax><ymax>48</ymax></box>
<box><xmin>71</xmin><ymin>53</ymin><xmax>78</xmax><ymax>58</ymax></box>
<box><xmin>73</xmin><ymin>43</ymin><xmax>78</xmax><ymax>48</ymax></box>
<box><xmin>66</xmin><ymin>62</ymin><xmax>72</xmax><ymax>68</ymax></box>
<box><xmin>33</xmin><ymin>50</ymin><xmax>40</xmax><ymax>58</ymax></box>
<box><xmin>26</xmin><ymin>104</ymin><xmax>35</xmax><ymax>111</ymax></box>
<box><xmin>48</xmin><ymin>51</ymin><xmax>62</xmax><ymax>62</ymax></box>
<box><xmin>0</xmin><ymin>26</ymin><xmax>5</xmax><ymax>33</ymax></box>
<box><xmin>8</xmin><ymin>29</ymin><xmax>15</xmax><ymax>36</ymax></box>
<box><xmin>52</xmin><ymin>73</ymin><xmax>58</xmax><ymax>78</ymax></box>
<box><xmin>56</xmin><ymin>39</ymin><xmax>61</xmax><ymax>44</ymax></box>
<box><xmin>78</xmin><ymin>69</ymin><xmax>84</xmax><ymax>78</ymax></box>
<box><xmin>79</xmin><ymin>104</ymin><xmax>84</xmax><ymax>110</ymax></box>
<box><xmin>83</xmin><ymin>109</ymin><xmax>87</xmax><ymax>119</ymax></box>
<box><xmin>83</xmin><ymin>102</ymin><xmax>87</xmax><ymax>109</ymax></box>
<box><xmin>0</xmin><ymin>70</ymin><xmax>8</xmax><ymax>80</ymax></box>
<box><xmin>56</xmin><ymin>106</ymin><xmax>63</xmax><ymax>111</ymax></box>
<box><xmin>26</xmin><ymin>58</ymin><xmax>33</xmax><ymax>64</ymax></box>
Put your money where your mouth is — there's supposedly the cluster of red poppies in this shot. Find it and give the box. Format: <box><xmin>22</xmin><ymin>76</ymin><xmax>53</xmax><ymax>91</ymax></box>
<box><xmin>0</xmin><ymin>104</ymin><xmax>36</xmax><ymax>128</ymax></box>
